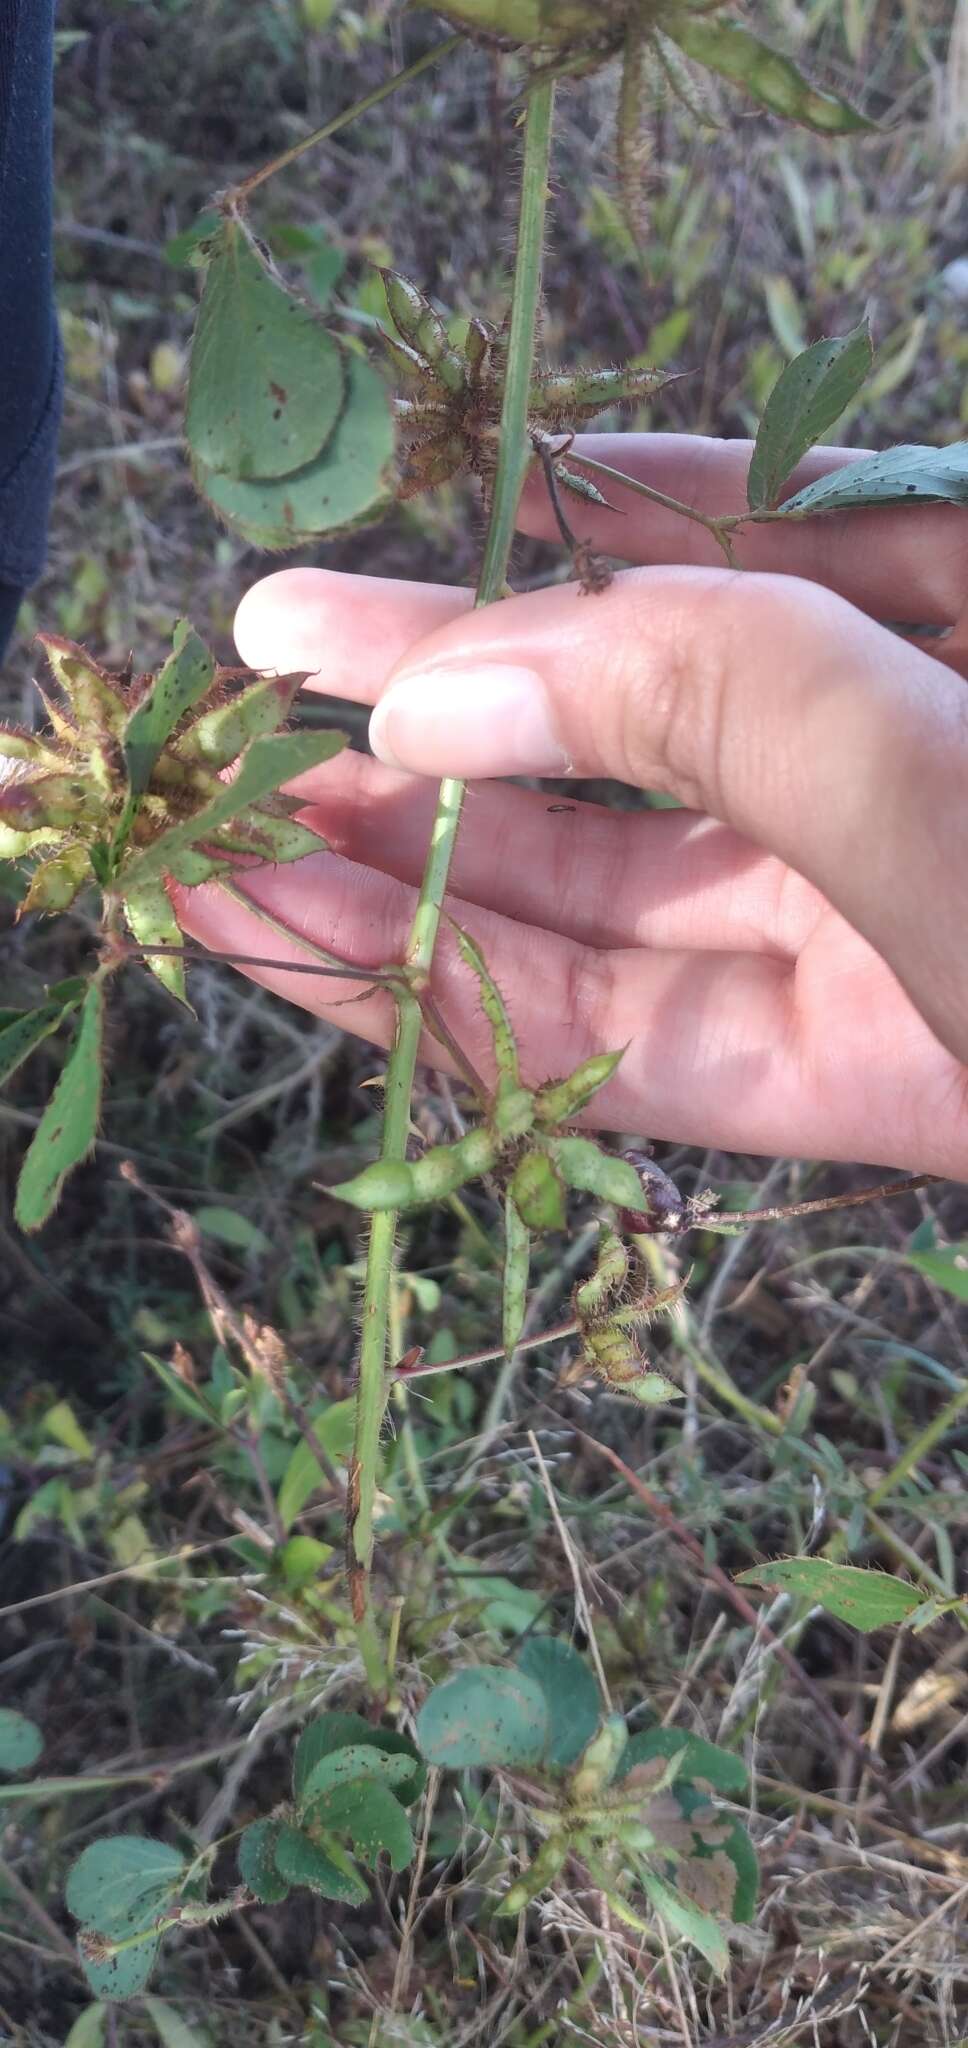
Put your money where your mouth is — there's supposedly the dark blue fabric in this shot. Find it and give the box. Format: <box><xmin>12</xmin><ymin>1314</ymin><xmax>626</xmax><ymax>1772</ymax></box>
<box><xmin>0</xmin><ymin>0</ymin><xmax>60</xmax><ymax>658</ymax></box>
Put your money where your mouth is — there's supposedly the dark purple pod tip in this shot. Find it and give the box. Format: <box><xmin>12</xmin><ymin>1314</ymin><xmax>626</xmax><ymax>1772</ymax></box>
<box><xmin>617</xmin><ymin>1150</ymin><xmax>686</xmax><ymax>1235</ymax></box>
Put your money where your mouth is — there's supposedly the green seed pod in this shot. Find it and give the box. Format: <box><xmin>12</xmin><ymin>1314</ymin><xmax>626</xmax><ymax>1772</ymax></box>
<box><xmin>430</xmin><ymin>0</ymin><xmax>601</xmax><ymax>46</ymax></box>
<box><xmin>495</xmin><ymin>1835</ymin><xmax>568</xmax><ymax>1917</ymax></box>
<box><xmin>453</xmin><ymin>923</ymin><xmax>520</xmax><ymax>1091</ymax></box>
<box><xmin>382</xmin><ymin>269</ymin><xmax>435</xmax><ymax>351</ymax></box>
<box><xmin>380</xmin><ymin>329</ymin><xmax>439</xmax><ymax>393</ymax></box>
<box><xmin>502</xmin><ymin>1191</ymin><xmax>530</xmax><ymax>1356</ymax></box>
<box><xmin>535</xmin><ymin>1048</ymin><xmax>625</xmax><ymax>1126</ymax></box>
<box><xmin>574</xmin><ymin>1228</ymin><xmax>628</xmax><ymax>1318</ymax></box>
<box><xmin>491</xmin><ymin>1084</ymin><xmax>536</xmax><ymax>1142</ymax></box>
<box><xmin>0</xmin><ymin>773</ymin><xmax>89</xmax><ymax>833</ymax></box>
<box><xmin>333</xmin><ymin>1124</ymin><xmax>501</xmax><ymax>1213</ymax></box>
<box><xmin>557</xmin><ymin>465</ymin><xmax>611</xmax><ymax>508</ymax></box>
<box><xmin>510</xmin><ymin>1149</ymin><xmax>566</xmax><ymax>1232</ymax></box>
<box><xmin>553</xmin><ymin>1136</ymin><xmax>648</xmax><ymax>1212</ymax></box>
<box><xmin>530</xmin><ymin>365</ymin><xmax>669</xmax><ymax>426</ymax></box>
<box><xmin>399</xmin><ymin>430</ymin><xmax>467</xmax><ymax>496</ymax></box>
<box><xmin>570</xmin><ymin>1713</ymin><xmax>628</xmax><ymax>1803</ymax></box>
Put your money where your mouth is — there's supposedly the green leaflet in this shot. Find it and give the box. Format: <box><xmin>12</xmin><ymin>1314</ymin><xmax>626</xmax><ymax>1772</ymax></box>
<box><xmin>671</xmin><ymin>17</ymin><xmax>873</xmax><ymax>134</ymax></box>
<box><xmin>298</xmin><ymin>1744</ymin><xmax>417</xmax><ymax>1810</ymax></box>
<box><xmin>736</xmin><ymin>1557</ymin><xmax>921</xmax><ymax>1631</ymax></box>
<box><xmin>65</xmin><ymin>1837</ymin><xmax>186</xmax><ymax>1933</ymax></box>
<box><xmin>271</xmin><ymin>1822</ymin><xmax>368</xmax><ymax>1901</ymax></box>
<box><xmin>776</xmin><ymin>440</ymin><xmax>968</xmax><ymax>516</ymax></box>
<box><xmin>292</xmin><ymin>1713</ymin><xmax>426</xmax><ymax>1808</ymax></box>
<box><xmin>120</xmin><ymin>728</ymin><xmax>346</xmax><ymax>890</ymax></box>
<box><xmin>310</xmin><ymin>1780</ymin><xmax>414</xmax><ymax>1873</ymax></box>
<box><xmin>123</xmin><ymin>877</ymin><xmax>190</xmax><ymax>1007</ymax></box>
<box><xmin>514</xmin><ymin>1638</ymin><xmax>600</xmax><ymax>1769</ymax></box>
<box><xmin>615</xmin><ymin>1727</ymin><xmax>748</xmax><ymax>1799</ymax></box>
<box><xmin>0</xmin><ymin>1707</ymin><xmax>43</xmax><ymax>1772</ymax></box>
<box><xmin>238</xmin><ymin>1819</ymin><xmax>290</xmax><ymax>1903</ymax></box>
<box><xmin>416</xmin><ymin>1666</ymin><xmax>550</xmax><ymax>1769</ymax></box>
<box><xmin>747</xmin><ymin>324</ymin><xmax>873</xmax><ymax>510</ymax></box>
<box><xmin>15</xmin><ymin>979</ymin><xmax>105</xmax><ymax>1232</ymax></box>
<box><xmin>0</xmin><ymin>981</ymin><xmax>86</xmax><ymax>1088</ymax></box>
<box><xmin>186</xmin><ymin>216</ymin><xmax>346</xmax><ymax>480</ymax></box>
<box><xmin>194</xmin><ymin>353</ymin><xmax>395</xmax><ymax>547</ymax></box>
<box><xmin>77</xmin><ymin>1937</ymin><xmax>161</xmax><ymax>2002</ymax></box>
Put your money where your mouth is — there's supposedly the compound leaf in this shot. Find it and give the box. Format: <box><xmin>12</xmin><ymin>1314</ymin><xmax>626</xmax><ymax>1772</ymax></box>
<box><xmin>15</xmin><ymin>978</ymin><xmax>104</xmax><ymax>1232</ymax></box>
<box><xmin>186</xmin><ymin>216</ymin><xmax>345</xmax><ymax>480</ymax></box>
<box><xmin>747</xmin><ymin>324</ymin><xmax>873</xmax><ymax>510</ymax></box>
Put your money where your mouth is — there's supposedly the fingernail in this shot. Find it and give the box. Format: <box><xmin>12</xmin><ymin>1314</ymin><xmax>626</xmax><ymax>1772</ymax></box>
<box><xmin>368</xmin><ymin>665</ymin><xmax>570</xmax><ymax>778</ymax></box>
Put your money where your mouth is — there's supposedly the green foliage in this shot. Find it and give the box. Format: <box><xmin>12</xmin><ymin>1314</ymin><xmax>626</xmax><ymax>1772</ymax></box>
<box><xmin>416</xmin><ymin>1666</ymin><xmax>551</xmax><ymax>1767</ymax></box>
<box><xmin>416</xmin><ymin>1638</ymin><xmax>757</xmax><ymax>1970</ymax></box>
<box><xmin>736</xmin><ymin>1556</ymin><xmax>923</xmax><ymax>1630</ymax></box>
<box><xmin>0</xmin><ymin>980</ymin><xmax>85</xmax><ymax>1087</ymax></box>
<box><xmin>777</xmin><ymin>440</ymin><xmax>968</xmax><ymax>516</ymax></box>
<box><xmin>66</xmin><ymin>1836</ymin><xmax>188</xmax><ymax>2000</ymax></box>
<box><xmin>14</xmin><ymin>980</ymin><xmax>105</xmax><ymax>1232</ymax></box>
<box><xmin>670</xmin><ymin>17</ymin><xmax>873</xmax><ymax>133</ymax></box>
<box><xmin>0</xmin><ymin>1708</ymin><xmax>43</xmax><ymax>1773</ymax></box>
<box><xmin>185</xmin><ymin>216</ymin><xmax>346</xmax><ymax>480</ymax></box>
<box><xmin>747</xmin><ymin>323</ymin><xmax>873</xmax><ymax>509</ymax></box>
<box><xmin>186</xmin><ymin>216</ymin><xmax>393</xmax><ymax>542</ymax></box>
<box><xmin>238</xmin><ymin>1820</ymin><xmax>290</xmax><ymax>1903</ymax></box>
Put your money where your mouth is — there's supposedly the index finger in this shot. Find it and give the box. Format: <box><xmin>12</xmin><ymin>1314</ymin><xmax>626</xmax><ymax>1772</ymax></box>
<box><xmin>518</xmin><ymin>434</ymin><xmax>968</xmax><ymax>626</ymax></box>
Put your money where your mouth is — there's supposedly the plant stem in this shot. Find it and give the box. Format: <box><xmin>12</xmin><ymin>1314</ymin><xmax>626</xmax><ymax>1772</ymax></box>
<box><xmin>230</xmin><ymin>37</ymin><xmax>462</xmax><ymax>202</ymax></box>
<box><xmin>347</xmin><ymin>80</ymin><xmax>557</xmax><ymax>1690</ymax></box>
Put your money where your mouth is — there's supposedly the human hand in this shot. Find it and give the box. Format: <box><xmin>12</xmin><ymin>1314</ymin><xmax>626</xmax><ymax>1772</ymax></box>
<box><xmin>175</xmin><ymin>435</ymin><xmax>968</xmax><ymax>1179</ymax></box>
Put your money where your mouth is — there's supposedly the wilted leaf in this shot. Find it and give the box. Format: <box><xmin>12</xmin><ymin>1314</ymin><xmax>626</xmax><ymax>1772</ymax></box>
<box><xmin>0</xmin><ymin>1708</ymin><xmax>42</xmax><ymax>1772</ymax></box>
<box><xmin>671</xmin><ymin>17</ymin><xmax>872</xmax><ymax>134</ymax></box>
<box><xmin>186</xmin><ymin>216</ymin><xmax>345</xmax><ymax>480</ymax></box>
<box><xmin>15</xmin><ymin>979</ymin><xmax>104</xmax><ymax>1232</ymax></box>
<box><xmin>736</xmin><ymin>1557</ymin><xmax>921</xmax><ymax>1630</ymax></box>
<box><xmin>416</xmin><ymin>1666</ymin><xmax>549</xmax><ymax>1769</ymax></box>
<box><xmin>778</xmin><ymin>441</ymin><xmax>968</xmax><ymax>517</ymax></box>
<box><xmin>514</xmin><ymin>1637</ymin><xmax>601</xmax><ymax>1768</ymax></box>
<box><xmin>747</xmin><ymin>324</ymin><xmax>873</xmax><ymax>510</ymax></box>
<box><xmin>194</xmin><ymin>353</ymin><xmax>394</xmax><ymax>547</ymax></box>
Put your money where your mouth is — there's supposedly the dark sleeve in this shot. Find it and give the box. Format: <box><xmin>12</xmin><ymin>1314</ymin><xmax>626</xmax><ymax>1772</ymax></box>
<box><xmin>0</xmin><ymin>0</ymin><xmax>61</xmax><ymax>661</ymax></box>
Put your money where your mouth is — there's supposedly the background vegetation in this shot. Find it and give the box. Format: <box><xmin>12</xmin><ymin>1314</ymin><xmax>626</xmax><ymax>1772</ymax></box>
<box><xmin>2</xmin><ymin>2</ymin><xmax>967</xmax><ymax>2042</ymax></box>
